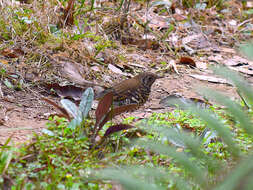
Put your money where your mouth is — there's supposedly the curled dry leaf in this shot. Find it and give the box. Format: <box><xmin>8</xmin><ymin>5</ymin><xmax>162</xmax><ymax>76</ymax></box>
<box><xmin>61</xmin><ymin>61</ymin><xmax>96</xmax><ymax>86</ymax></box>
<box><xmin>179</xmin><ymin>57</ymin><xmax>196</xmax><ymax>67</ymax></box>
<box><xmin>95</xmin><ymin>104</ymin><xmax>139</xmax><ymax>138</ymax></box>
<box><xmin>103</xmin><ymin>124</ymin><xmax>134</xmax><ymax>137</ymax></box>
<box><xmin>95</xmin><ymin>91</ymin><xmax>113</xmax><ymax>130</ymax></box>
<box><xmin>46</xmin><ymin>83</ymin><xmax>85</xmax><ymax>100</ymax></box>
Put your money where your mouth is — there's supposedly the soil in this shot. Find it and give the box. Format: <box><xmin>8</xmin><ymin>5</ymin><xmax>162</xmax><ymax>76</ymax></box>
<box><xmin>0</xmin><ymin>86</ymin><xmax>54</xmax><ymax>145</ymax></box>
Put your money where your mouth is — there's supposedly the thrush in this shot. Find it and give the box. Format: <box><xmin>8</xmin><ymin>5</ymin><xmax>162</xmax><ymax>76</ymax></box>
<box><xmin>95</xmin><ymin>72</ymin><xmax>162</xmax><ymax>106</ymax></box>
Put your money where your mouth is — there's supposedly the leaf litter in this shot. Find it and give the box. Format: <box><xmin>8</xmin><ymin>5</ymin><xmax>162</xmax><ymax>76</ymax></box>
<box><xmin>0</xmin><ymin>0</ymin><xmax>252</xmax><ymax>144</ymax></box>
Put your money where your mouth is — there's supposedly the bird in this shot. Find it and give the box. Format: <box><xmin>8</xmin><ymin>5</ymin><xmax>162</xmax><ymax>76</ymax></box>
<box><xmin>95</xmin><ymin>72</ymin><xmax>162</xmax><ymax>106</ymax></box>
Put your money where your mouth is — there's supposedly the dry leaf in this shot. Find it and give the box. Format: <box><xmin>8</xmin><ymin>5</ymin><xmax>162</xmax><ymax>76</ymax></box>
<box><xmin>108</xmin><ymin>64</ymin><xmax>126</xmax><ymax>75</ymax></box>
<box><xmin>1</xmin><ymin>48</ymin><xmax>24</xmax><ymax>58</ymax></box>
<box><xmin>229</xmin><ymin>66</ymin><xmax>253</xmax><ymax>76</ymax></box>
<box><xmin>103</xmin><ymin>124</ymin><xmax>134</xmax><ymax>137</ymax></box>
<box><xmin>220</xmin><ymin>47</ymin><xmax>236</xmax><ymax>54</ymax></box>
<box><xmin>61</xmin><ymin>61</ymin><xmax>99</xmax><ymax>86</ymax></box>
<box><xmin>190</xmin><ymin>74</ymin><xmax>231</xmax><ymax>85</ymax></box>
<box><xmin>46</xmin><ymin>83</ymin><xmax>85</xmax><ymax>100</ymax></box>
<box><xmin>182</xmin><ymin>34</ymin><xmax>202</xmax><ymax>45</ymax></box>
<box><xmin>179</xmin><ymin>57</ymin><xmax>196</xmax><ymax>67</ymax></box>
<box><xmin>173</xmin><ymin>13</ymin><xmax>187</xmax><ymax>21</ymax></box>
<box><xmin>0</xmin><ymin>59</ymin><xmax>9</xmax><ymax>65</ymax></box>
<box><xmin>97</xmin><ymin>104</ymin><xmax>139</xmax><ymax>135</ymax></box>
<box><xmin>95</xmin><ymin>91</ymin><xmax>113</xmax><ymax>130</ymax></box>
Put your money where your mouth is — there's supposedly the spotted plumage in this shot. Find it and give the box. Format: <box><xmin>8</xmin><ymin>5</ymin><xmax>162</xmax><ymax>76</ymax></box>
<box><xmin>95</xmin><ymin>72</ymin><xmax>162</xmax><ymax>106</ymax></box>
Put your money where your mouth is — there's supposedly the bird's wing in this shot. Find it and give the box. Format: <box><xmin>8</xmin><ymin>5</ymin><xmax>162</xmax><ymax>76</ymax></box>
<box><xmin>113</xmin><ymin>78</ymin><xmax>141</xmax><ymax>95</ymax></box>
<box><xmin>95</xmin><ymin>76</ymin><xmax>141</xmax><ymax>100</ymax></box>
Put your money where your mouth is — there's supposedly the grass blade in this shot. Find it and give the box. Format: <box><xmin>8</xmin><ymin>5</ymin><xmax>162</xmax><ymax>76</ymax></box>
<box><xmin>137</xmin><ymin>140</ymin><xmax>207</xmax><ymax>187</ymax></box>
<box><xmin>214</xmin><ymin>154</ymin><xmax>253</xmax><ymax>190</ymax></box>
<box><xmin>212</xmin><ymin>66</ymin><xmax>253</xmax><ymax>107</ymax></box>
<box><xmin>199</xmin><ymin>88</ymin><xmax>253</xmax><ymax>135</ymax></box>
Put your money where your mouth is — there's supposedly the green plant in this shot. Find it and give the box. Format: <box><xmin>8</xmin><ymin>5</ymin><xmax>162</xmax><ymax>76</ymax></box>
<box><xmin>96</xmin><ymin>66</ymin><xmax>253</xmax><ymax>190</ymax></box>
<box><xmin>44</xmin><ymin>87</ymin><xmax>135</xmax><ymax>148</ymax></box>
<box><xmin>0</xmin><ymin>137</ymin><xmax>14</xmax><ymax>189</ymax></box>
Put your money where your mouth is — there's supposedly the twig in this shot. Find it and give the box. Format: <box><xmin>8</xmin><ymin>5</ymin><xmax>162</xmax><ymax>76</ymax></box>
<box><xmin>0</xmin><ymin>83</ymin><xmax>3</xmax><ymax>98</ymax></box>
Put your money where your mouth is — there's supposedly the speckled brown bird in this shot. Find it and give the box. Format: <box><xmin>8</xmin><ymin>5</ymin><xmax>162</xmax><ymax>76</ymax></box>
<box><xmin>95</xmin><ymin>72</ymin><xmax>162</xmax><ymax>106</ymax></box>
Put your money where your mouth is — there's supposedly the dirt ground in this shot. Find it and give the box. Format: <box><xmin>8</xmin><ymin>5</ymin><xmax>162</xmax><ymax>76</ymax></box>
<box><xmin>1</xmin><ymin>64</ymin><xmax>249</xmax><ymax>145</ymax></box>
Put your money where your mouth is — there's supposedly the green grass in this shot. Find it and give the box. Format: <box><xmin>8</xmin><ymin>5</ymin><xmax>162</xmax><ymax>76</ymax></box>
<box><xmin>1</xmin><ymin>100</ymin><xmax>252</xmax><ymax>189</ymax></box>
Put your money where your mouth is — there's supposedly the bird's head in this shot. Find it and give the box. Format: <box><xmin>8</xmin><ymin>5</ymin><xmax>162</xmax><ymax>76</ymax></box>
<box><xmin>138</xmin><ymin>72</ymin><xmax>163</xmax><ymax>88</ymax></box>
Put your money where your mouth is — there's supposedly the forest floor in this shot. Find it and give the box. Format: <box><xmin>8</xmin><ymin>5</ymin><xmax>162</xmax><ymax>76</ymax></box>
<box><xmin>0</xmin><ymin>0</ymin><xmax>252</xmax><ymax>144</ymax></box>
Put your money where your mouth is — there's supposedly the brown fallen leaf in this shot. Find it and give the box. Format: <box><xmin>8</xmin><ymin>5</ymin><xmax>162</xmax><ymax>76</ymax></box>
<box><xmin>179</xmin><ymin>57</ymin><xmax>196</xmax><ymax>67</ymax></box>
<box><xmin>45</xmin><ymin>83</ymin><xmax>85</xmax><ymax>100</ymax></box>
<box><xmin>108</xmin><ymin>64</ymin><xmax>127</xmax><ymax>76</ymax></box>
<box><xmin>19</xmin><ymin>0</ymin><xmax>32</xmax><ymax>3</ymax></box>
<box><xmin>1</xmin><ymin>48</ymin><xmax>24</xmax><ymax>58</ymax></box>
<box><xmin>103</xmin><ymin>124</ymin><xmax>134</xmax><ymax>137</ymax></box>
<box><xmin>60</xmin><ymin>60</ymin><xmax>104</xmax><ymax>87</ymax></box>
<box><xmin>95</xmin><ymin>92</ymin><xmax>113</xmax><ymax>131</ymax></box>
<box><xmin>95</xmin><ymin>104</ymin><xmax>139</xmax><ymax>138</ymax></box>
<box><xmin>173</xmin><ymin>13</ymin><xmax>187</xmax><ymax>21</ymax></box>
<box><xmin>190</xmin><ymin>74</ymin><xmax>232</xmax><ymax>85</ymax></box>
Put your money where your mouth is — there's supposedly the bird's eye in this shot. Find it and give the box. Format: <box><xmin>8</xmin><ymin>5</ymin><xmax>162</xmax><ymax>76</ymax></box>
<box><xmin>144</xmin><ymin>76</ymin><xmax>154</xmax><ymax>85</ymax></box>
<box><xmin>148</xmin><ymin>76</ymin><xmax>154</xmax><ymax>82</ymax></box>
